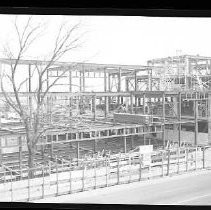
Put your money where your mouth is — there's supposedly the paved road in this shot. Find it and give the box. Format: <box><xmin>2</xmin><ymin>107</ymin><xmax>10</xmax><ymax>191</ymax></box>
<box><xmin>35</xmin><ymin>170</ymin><xmax>211</xmax><ymax>205</ymax></box>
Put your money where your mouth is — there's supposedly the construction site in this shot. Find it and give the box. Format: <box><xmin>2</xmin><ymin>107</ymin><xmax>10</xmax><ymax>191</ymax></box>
<box><xmin>1</xmin><ymin>54</ymin><xmax>211</xmax><ymax>202</ymax></box>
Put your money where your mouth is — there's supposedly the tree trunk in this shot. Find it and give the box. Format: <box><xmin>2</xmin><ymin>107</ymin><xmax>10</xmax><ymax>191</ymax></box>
<box><xmin>28</xmin><ymin>145</ymin><xmax>35</xmax><ymax>178</ymax></box>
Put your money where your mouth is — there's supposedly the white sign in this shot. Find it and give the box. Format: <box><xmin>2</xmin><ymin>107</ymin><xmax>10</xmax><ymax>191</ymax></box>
<box><xmin>142</xmin><ymin>153</ymin><xmax>151</xmax><ymax>166</ymax></box>
<box><xmin>139</xmin><ymin>145</ymin><xmax>153</xmax><ymax>166</ymax></box>
<box><xmin>139</xmin><ymin>145</ymin><xmax>153</xmax><ymax>154</ymax></box>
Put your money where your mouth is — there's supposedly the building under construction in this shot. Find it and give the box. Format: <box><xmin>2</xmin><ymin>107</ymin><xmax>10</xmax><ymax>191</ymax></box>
<box><xmin>0</xmin><ymin>54</ymin><xmax>211</xmax><ymax>187</ymax></box>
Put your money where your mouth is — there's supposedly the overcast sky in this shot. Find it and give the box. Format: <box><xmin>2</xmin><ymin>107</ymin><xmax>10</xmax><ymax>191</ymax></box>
<box><xmin>1</xmin><ymin>15</ymin><xmax>211</xmax><ymax>66</ymax></box>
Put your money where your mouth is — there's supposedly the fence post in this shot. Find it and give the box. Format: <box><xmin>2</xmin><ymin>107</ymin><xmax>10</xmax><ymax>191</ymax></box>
<box><xmin>117</xmin><ymin>157</ymin><xmax>120</xmax><ymax>184</ymax></box>
<box><xmin>148</xmin><ymin>153</ymin><xmax>152</xmax><ymax>180</ymax></box>
<box><xmin>139</xmin><ymin>154</ymin><xmax>142</xmax><ymax>181</ymax></box>
<box><xmin>167</xmin><ymin>149</ymin><xmax>170</xmax><ymax>176</ymax></box>
<box><xmin>177</xmin><ymin>147</ymin><xmax>180</xmax><ymax>174</ymax></box>
<box><xmin>203</xmin><ymin>146</ymin><xmax>205</xmax><ymax>169</ymax></box>
<box><xmin>82</xmin><ymin>165</ymin><xmax>85</xmax><ymax>191</ymax></box>
<box><xmin>10</xmin><ymin>171</ymin><xmax>13</xmax><ymax>202</ymax></box>
<box><xmin>161</xmin><ymin>151</ymin><xmax>164</xmax><ymax>177</ymax></box>
<box><xmin>195</xmin><ymin>147</ymin><xmax>197</xmax><ymax>170</ymax></box>
<box><xmin>28</xmin><ymin>169</ymin><xmax>30</xmax><ymax>201</ymax></box>
<box><xmin>94</xmin><ymin>159</ymin><xmax>97</xmax><ymax>189</ymax></box>
<box><xmin>186</xmin><ymin>148</ymin><xmax>188</xmax><ymax>172</ymax></box>
<box><xmin>108</xmin><ymin>158</ymin><xmax>111</xmax><ymax>187</ymax></box>
<box><xmin>56</xmin><ymin>157</ymin><xmax>59</xmax><ymax>196</ymax></box>
<box><xmin>20</xmin><ymin>167</ymin><xmax>22</xmax><ymax>181</ymax></box>
<box><xmin>49</xmin><ymin>160</ymin><xmax>51</xmax><ymax>176</ymax></box>
<box><xmin>106</xmin><ymin>157</ymin><xmax>108</xmax><ymax>187</ymax></box>
<box><xmin>42</xmin><ymin>166</ymin><xmax>45</xmax><ymax>199</ymax></box>
<box><xmin>69</xmin><ymin>160</ymin><xmax>72</xmax><ymax>194</ymax></box>
<box><xmin>4</xmin><ymin>169</ymin><xmax>6</xmax><ymax>184</ymax></box>
<box><xmin>129</xmin><ymin>155</ymin><xmax>131</xmax><ymax>183</ymax></box>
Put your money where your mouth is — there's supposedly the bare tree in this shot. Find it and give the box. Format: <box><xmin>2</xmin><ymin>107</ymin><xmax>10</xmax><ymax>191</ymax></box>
<box><xmin>0</xmin><ymin>16</ymin><xmax>83</xmax><ymax>174</ymax></box>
